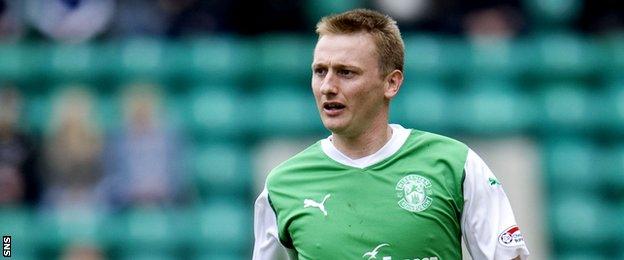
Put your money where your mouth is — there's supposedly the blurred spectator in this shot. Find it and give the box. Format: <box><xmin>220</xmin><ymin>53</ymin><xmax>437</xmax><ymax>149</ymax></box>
<box><xmin>108</xmin><ymin>0</ymin><xmax>170</xmax><ymax>37</ymax></box>
<box><xmin>109</xmin><ymin>0</ymin><xmax>233</xmax><ymax>38</ymax></box>
<box><xmin>0</xmin><ymin>0</ymin><xmax>25</xmax><ymax>42</ymax></box>
<box><xmin>42</xmin><ymin>86</ymin><xmax>102</xmax><ymax>209</ymax></box>
<box><xmin>0</xmin><ymin>86</ymin><xmax>42</xmax><ymax>206</ymax></box>
<box><xmin>373</xmin><ymin>0</ymin><xmax>525</xmax><ymax>36</ymax></box>
<box><xmin>25</xmin><ymin>0</ymin><xmax>115</xmax><ymax>43</ymax></box>
<box><xmin>60</xmin><ymin>242</ymin><xmax>104</xmax><ymax>260</ymax></box>
<box><xmin>463</xmin><ymin>1</ymin><xmax>524</xmax><ymax>39</ymax></box>
<box><xmin>99</xmin><ymin>83</ymin><xmax>183</xmax><ymax>210</ymax></box>
<box><xmin>374</xmin><ymin>0</ymin><xmax>432</xmax><ymax>24</ymax></box>
<box><xmin>164</xmin><ymin>0</ymin><xmax>230</xmax><ymax>36</ymax></box>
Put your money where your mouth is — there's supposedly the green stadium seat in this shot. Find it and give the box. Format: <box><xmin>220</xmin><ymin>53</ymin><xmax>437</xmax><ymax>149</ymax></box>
<box><xmin>104</xmin><ymin>208</ymin><xmax>176</xmax><ymax>255</ymax></box>
<box><xmin>392</xmin><ymin>81</ymin><xmax>450</xmax><ymax>133</ymax></box>
<box><xmin>23</xmin><ymin>92</ymin><xmax>53</xmax><ymax>134</ymax></box>
<box><xmin>403</xmin><ymin>35</ymin><xmax>460</xmax><ymax>79</ymax></box>
<box><xmin>34</xmin><ymin>209</ymin><xmax>103</xmax><ymax>250</ymax></box>
<box><xmin>536</xmin><ymin>83</ymin><xmax>593</xmax><ymax>135</ymax></box>
<box><xmin>599</xmin><ymin>82</ymin><xmax>624</xmax><ymax>133</ymax></box>
<box><xmin>542</xmin><ymin>138</ymin><xmax>601</xmax><ymax>191</ymax></box>
<box><xmin>87</xmin><ymin>42</ymin><xmax>117</xmax><ymax>81</ymax></box>
<box><xmin>602</xmin><ymin>35</ymin><xmax>624</xmax><ymax>79</ymax></box>
<box><xmin>176</xmin><ymin>200</ymin><xmax>251</xmax><ymax>254</ymax></box>
<box><xmin>255</xmin><ymin>35</ymin><xmax>315</xmax><ymax>85</ymax></box>
<box><xmin>549</xmin><ymin>193</ymin><xmax>617</xmax><ymax>251</ymax></box>
<box><xmin>253</xmin><ymin>88</ymin><xmax>323</xmax><ymax>136</ymax></box>
<box><xmin>185</xmin><ymin>37</ymin><xmax>251</xmax><ymax>84</ymax></box>
<box><xmin>160</xmin><ymin>40</ymin><xmax>187</xmax><ymax>79</ymax></box>
<box><xmin>108</xmin><ymin>38</ymin><xmax>166</xmax><ymax>80</ymax></box>
<box><xmin>163</xmin><ymin>93</ymin><xmax>189</xmax><ymax>130</ymax></box>
<box><xmin>465</xmin><ymin>39</ymin><xmax>524</xmax><ymax>80</ymax></box>
<box><xmin>555</xmin><ymin>251</ymin><xmax>610</xmax><ymax>260</ymax></box>
<box><xmin>526</xmin><ymin>34</ymin><xmax>596</xmax><ymax>78</ymax></box>
<box><xmin>44</xmin><ymin>44</ymin><xmax>95</xmax><ymax>81</ymax></box>
<box><xmin>452</xmin><ymin>83</ymin><xmax>531</xmax><ymax>135</ymax></box>
<box><xmin>96</xmin><ymin>93</ymin><xmax>122</xmax><ymax>132</ymax></box>
<box><xmin>600</xmin><ymin>144</ymin><xmax>624</xmax><ymax>190</ymax></box>
<box><xmin>0</xmin><ymin>44</ymin><xmax>28</xmax><ymax>80</ymax></box>
<box><xmin>186</xmin><ymin>87</ymin><xmax>246</xmax><ymax>139</ymax></box>
<box><xmin>619</xmin><ymin>203</ymin><xmax>624</xmax><ymax>258</ymax></box>
<box><xmin>187</xmin><ymin>143</ymin><xmax>251</xmax><ymax>198</ymax></box>
<box><xmin>0</xmin><ymin>208</ymin><xmax>37</xmax><ymax>257</ymax></box>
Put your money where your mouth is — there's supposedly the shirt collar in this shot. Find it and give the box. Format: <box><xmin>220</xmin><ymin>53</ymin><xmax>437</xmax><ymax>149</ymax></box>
<box><xmin>320</xmin><ymin>124</ymin><xmax>411</xmax><ymax>169</ymax></box>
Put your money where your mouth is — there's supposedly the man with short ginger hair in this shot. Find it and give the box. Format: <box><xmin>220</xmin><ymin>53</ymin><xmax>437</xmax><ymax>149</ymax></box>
<box><xmin>253</xmin><ymin>9</ymin><xmax>529</xmax><ymax>260</ymax></box>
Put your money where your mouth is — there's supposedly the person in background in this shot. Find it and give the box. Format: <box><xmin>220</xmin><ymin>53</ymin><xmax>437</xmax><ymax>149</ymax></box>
<box><xmin>42</xmin><ymin>86</ymin><xmax>102</xmax><ymax>210</ymax></box>
<box><xmin>25</xmin><ymin>0</ymin><xmax>115</xmax><ymax>43</ymax></box>
<box><xmin>98</xmin><ymin>82</ymin><xmax>183</xmax><ymax>210</ymax></box>
<box><xmin>0</xmin><ymin>0</ymin><xmax>25</xmax><ymax>42</ymax></box>
<box><xmin>0</xmin><ymin>86</ymin><xmax>41</xmax><ymax>207</ymax></box>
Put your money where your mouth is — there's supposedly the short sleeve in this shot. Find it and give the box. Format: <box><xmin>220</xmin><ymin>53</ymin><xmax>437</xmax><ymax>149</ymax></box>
<box><xmin>461</xmin><ymin>149</ymin><xmax>530</xmax><ymax>259</ymax></box>
<box><xmin>252</xmin><ymin>187</ymin><xmax>298</xmax><ymax>260</ymax></box>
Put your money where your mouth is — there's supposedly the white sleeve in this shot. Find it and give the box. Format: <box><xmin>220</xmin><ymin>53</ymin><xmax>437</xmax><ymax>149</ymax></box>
<box><xmin>461</xmin><ymin>149</ymin><xmax>530</xmax><ymax>260</ymax></box>
<box><xmin>253</xmin><ymin>187</ymin><xmax>298</xmax><ymax>260</ymax></box>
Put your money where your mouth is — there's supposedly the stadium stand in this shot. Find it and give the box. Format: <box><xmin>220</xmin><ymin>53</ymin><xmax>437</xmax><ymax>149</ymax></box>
<box><xmin>1</xmin><ymin>4</ymin><xmax>623</xmax><ymax>257</ymax></box>
<box><xmin>2</xmin><ymin>34</ymin><xmax>624</xmax><ymax>258</ymax></box>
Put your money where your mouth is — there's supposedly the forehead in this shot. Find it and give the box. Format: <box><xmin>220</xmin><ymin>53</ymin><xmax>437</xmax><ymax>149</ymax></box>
<box><xmin>313</xmin><ymin>33</ymin><xmax>378</xmax><ymax>67</ymax></box>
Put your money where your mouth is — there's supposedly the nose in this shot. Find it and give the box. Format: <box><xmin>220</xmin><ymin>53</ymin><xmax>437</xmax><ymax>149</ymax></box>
<box><xmin>319</xmin><ymin>71</ymin><xmax>338</xmax><ymax>95</ymax></box>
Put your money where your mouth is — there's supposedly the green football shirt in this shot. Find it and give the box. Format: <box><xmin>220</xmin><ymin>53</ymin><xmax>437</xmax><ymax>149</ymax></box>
<box><xmin>253</xmin><ymin>124</ymin><xmax>529</xmax><ymax>260</ymax></box>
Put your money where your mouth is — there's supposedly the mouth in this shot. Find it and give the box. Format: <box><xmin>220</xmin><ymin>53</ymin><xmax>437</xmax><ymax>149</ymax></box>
<box><xmin>322</xmin><ymin>101</ymin><xmax>346</xmax><ymax>116</ymax></box>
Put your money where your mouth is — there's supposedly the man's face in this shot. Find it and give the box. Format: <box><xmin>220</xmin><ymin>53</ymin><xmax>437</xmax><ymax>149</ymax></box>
<box><xmin>311</xmin><ymin>33</ymin><xmax>388</xmax><ymax>136</ymax></box>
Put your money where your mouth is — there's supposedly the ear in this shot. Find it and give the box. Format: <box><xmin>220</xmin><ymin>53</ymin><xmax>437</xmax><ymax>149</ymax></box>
<box><xmin>384</xmin><ymin>70</ymin><xmax>403</xmax><ymax>99</ymax></box>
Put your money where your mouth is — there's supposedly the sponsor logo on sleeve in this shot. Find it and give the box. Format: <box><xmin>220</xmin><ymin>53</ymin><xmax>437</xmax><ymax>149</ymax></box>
<box><xmin>488</xmin><ymin>177</ymin><xmax>501</xmax><ymax>186</ymax></box>
<box><xmin>498</xmin><ymin>225</ymin><xmax>525</xmax><ymax>247</ymax></box>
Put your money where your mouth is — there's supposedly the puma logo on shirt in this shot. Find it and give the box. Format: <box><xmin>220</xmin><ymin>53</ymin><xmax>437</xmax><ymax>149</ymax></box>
<box><xmin>303</xmin><ymin>194</ymin><xmax>331</xmax><ymax>216</ymax></box>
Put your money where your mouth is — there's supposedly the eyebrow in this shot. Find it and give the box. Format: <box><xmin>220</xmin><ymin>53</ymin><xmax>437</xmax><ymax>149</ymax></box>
<box><xmin>311</xmin><ymin>63</ymin><xmax>362</xmax><ymax>72</ymax></box>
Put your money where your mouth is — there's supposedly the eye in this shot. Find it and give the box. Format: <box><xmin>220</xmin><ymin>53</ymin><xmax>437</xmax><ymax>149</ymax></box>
<box><xmin>314</xmin><ymin>67</ymin><xmax>327</xmax><ymax>77</ymax></box>
<box><xmin>337</xmin><ymin>69</ymin><xmax>353</xmax><ymax>77</ymax></box>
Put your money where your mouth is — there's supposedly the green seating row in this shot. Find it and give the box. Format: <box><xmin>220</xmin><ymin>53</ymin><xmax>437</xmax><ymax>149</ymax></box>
<box><xmin>0</xmin><ymin>34</ymin><xmax>622</xmax><ymax>83</ymax></box>
<box><xmin>543</xmin><ymin>138</ymin><xmax>624</xmax><ymax>191</ymax></box>
<box><xmin>0</xmin><ymin>203</ymin><xmax>252</xmax><ymax>259</ymax></box>
<box><xmin>548</xmin><ymin>191</ymin><xmax>624</xmax><ymax>258</ymax></box>
<box><xmin>185</xmin><ymin>142</ymin><xmax>252</xmax><ymax>199</ymax></box>
<box><xmin>544</xmin><ymin>137</ymin><xmax>624</xmax><ymax>257</ymax></box>
<box><xmin>15</xmin><ymin>81</ymin><xmax>624</xmax><ymax>137</ymax></box>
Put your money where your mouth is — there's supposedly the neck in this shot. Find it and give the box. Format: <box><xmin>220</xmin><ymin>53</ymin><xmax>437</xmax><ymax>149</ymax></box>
<box><xmin>331</xmin><ymin>123</ymin><xmax>392</xmax><ymax>159</ymax></box>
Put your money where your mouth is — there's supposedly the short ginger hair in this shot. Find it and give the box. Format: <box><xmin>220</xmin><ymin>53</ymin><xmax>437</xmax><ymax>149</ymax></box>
<box><xmin>316</xmin><ymin>9</ymin><xmax>404</xmax><ymax>76</ymax></box>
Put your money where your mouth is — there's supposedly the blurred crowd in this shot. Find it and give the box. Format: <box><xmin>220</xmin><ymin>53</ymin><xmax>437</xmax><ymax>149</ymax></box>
<box><xmin>0</xmin><ymin>0</ymin><xmax>622</xmax><ymax>212</ymax></box>
<box><xmin>0</xmin><ymin>0</ymin><xmax>622</xmax><ymax>214</ymax></box>
<box><xmin>0</xmin><ymin>0</ymin><xmax>623</xmax><ymax>43</ymax></box>
<box><xmin>0</xmin><ymin>82</ymin><xmax>186</xmax><ymax>213</ymax></box>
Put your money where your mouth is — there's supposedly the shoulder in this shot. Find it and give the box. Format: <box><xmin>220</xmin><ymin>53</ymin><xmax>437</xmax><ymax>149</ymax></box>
<box><xmin>265</xmin><ymin>141</ymin><xmax>326</xmax><ymax>187</ymax></box>
<box><xmin>405</xmin><ymin>129</ymin><xmax>469</xmax><ymax>163</ymax></box>
<box><xmin>410</xmin><ymin>129</ymin><xmax>466</xmax><ymax>147</ymax></box>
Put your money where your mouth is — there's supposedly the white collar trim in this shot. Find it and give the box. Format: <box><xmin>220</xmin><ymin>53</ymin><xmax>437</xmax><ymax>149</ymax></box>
<box><xmin>320</xmin><ymin>124</ymin><xmax>411</xmax><ymax>169</ymax></box>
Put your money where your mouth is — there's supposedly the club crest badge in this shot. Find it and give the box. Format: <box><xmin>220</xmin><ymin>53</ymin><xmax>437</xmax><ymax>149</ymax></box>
<box><xmin>396</xmin><ymin>174</ymin><xmax>433</xmax><ymax>212</ymax></box>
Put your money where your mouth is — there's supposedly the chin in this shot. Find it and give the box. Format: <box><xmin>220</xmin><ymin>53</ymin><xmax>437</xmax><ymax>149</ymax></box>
<box><xmin>321</xmin><ymin>119</ymin><xmax>349</xmax><ymax>134</ymax></box>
